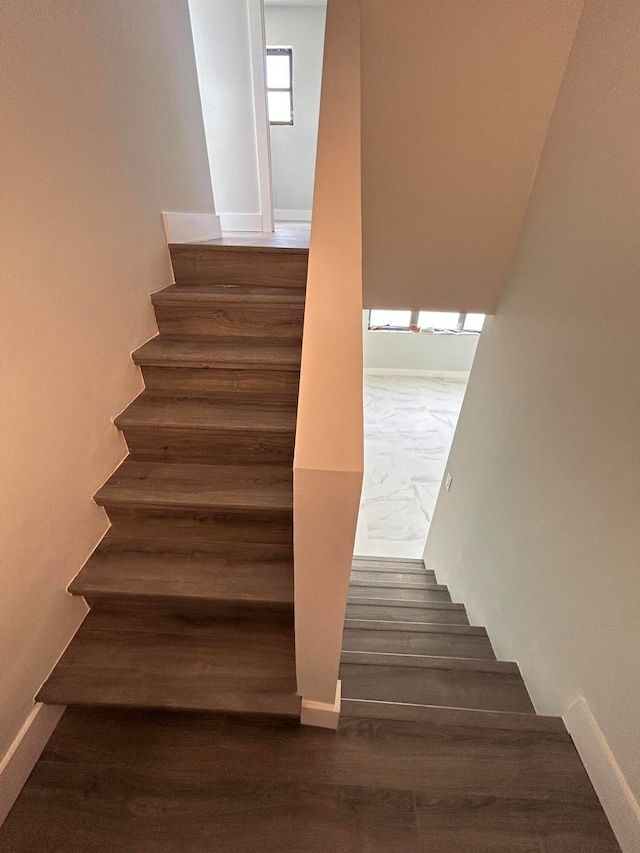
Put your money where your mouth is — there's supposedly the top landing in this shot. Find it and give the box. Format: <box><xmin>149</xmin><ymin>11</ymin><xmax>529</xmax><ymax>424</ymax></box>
<box><xmin>197</xmin><ymin>222</ymin><xmax>310</xmax><ymax>252</ymax></box>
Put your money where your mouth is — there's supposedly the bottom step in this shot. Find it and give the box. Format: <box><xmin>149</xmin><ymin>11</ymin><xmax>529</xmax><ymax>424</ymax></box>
<box><xmin>38</xmin><ymin>609</ymin><xmax>299</xmax><ymax>718</ymax></box>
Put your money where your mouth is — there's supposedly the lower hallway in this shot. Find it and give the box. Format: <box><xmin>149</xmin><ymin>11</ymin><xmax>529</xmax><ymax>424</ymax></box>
<box><xmin>0</xmin><ymin>701</ymin><xmax>619</xmax><ymax>853</ymax></box>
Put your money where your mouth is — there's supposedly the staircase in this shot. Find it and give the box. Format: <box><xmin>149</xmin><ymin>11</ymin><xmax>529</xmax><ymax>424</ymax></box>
<box><xmin>342</xmin><ymin>555</ymin><xmax>540</xmax><ymax>717</ymax></box>
<box><xmin>38</xmin><ymin>235</ymin><xmax>308</xmax><ymax>718</ymax></box>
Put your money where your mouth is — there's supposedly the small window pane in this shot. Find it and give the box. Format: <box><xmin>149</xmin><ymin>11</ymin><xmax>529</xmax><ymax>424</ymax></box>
<box><xmin>266</xmin><ymin>54</ymin><xmax>291</xmax><ymax>89</ymax></box>
<box><xmin>268</xmin><ymin>90</ymin><xmax>292</xmax><ymax>124</ymax></box>
<box><xmin>369</xmin><ymin>310</ymin><xmax>412</xmax><ymax>329</ymax></box>
<box><xmin>418</xmin><ymin>311</ymin><xmax>460</xmax><ymax>331</ymax></box>
<box><xmin>463</xmin><ymin>313</ymin><xmax>485</xmax><ymax>331</ymax></box>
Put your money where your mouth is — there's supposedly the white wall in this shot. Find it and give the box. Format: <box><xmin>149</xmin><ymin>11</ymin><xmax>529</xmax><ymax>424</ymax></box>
<box><xmin>1</xmin><ymin>0</ymin><xmax>213</xmax><ymax>801</ymax></box>
<box><xmin>363</xmin><ymin>313</ymin><xmax>479</xmax><ymax>373</ymax></box>
<box><xmin>265</xmin><ymin>5</ymin><xmax>326</xmax><ymax>221</ymax></box>
<box><xmin>424</xmin><ymin>1</ymin><xmax>640</xmax><ymax>847</ymax></box>
<box><xmin>189</xmin><ymin>0</ymin><xmax>272</xmax><ymax>231</ymax></box>
<box><xmin>360</xmin><ymin>0</ymin><xmax>584</xmax><ymax>312</ymax></box>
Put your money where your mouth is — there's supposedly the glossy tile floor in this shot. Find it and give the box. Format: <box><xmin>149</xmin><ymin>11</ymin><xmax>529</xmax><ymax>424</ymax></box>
<box><xmin>354</xmin><ymin>372</ymin><xmax>468</xmax><ymax>559</ymax></box>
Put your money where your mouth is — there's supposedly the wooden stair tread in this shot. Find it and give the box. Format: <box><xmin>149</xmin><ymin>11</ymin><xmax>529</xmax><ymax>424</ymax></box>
<box><xmin>347</xmin><ymin>597</ymin><xmax>463</xmax><ymax>610</ymax></box>
<box><xmin>343</xmin><ymin>619</ymin><xmax>487</xmax><ymax>635</ymax></box>
<box><xmin>37</xmin><ymin>611</ymin><xmax>299</xmax><ymax>717</ymax></box>
<box><xmin>133</xmin><ymin>336</ymin><xmax>302</xmax><ymax>370</ymax></box>
<box><xmin>343</xmin><ymin>621</ymin><xmax>495</xmax><ymax>659</ymax></box>
<box><xmin>70</xmin><ymin>550</ymin><xmax>294</xmax><ymax>607</ymax></box>
<box><xmin>152</xmin><ymin>284</ymin><xmax>306</xmax><ymax>305</ymax></box>
<box><xmin>116</xmin><ymin>394</ymin><xmax>296</xmax><ymax>434</ymax></box>
<box><xmin>95</xmin><ymin>460</ymin><xmax>293</xmax><ymax>513</ymax></box>
<box><xmin>350</xmin><ymin>568</ymin><xmax>437</xmax><ymax>583</ymax></box>
<box><xmin>340</xmin><ymin>699</ymin><xmax>566</xmax><ymax>733</ymax></box>
<box><xmin>349</xmin><ymin>579</ymin><xmax>447</xmax><ymax>591</ymax></box>
<box><xmin>341</xmin><ymin>651</ymin><xmax>518</xmax><ymax>673</ymax></box>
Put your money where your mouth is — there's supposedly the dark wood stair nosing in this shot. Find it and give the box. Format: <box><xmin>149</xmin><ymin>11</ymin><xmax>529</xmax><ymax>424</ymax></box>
<box><xmin>340</xmin><ymin>650</ymin><xmax>521</xmax><ymax>674</ymax></box>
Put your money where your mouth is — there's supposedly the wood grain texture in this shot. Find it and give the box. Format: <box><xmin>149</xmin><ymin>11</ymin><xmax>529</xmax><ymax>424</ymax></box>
<box><xmin>133</xmin><ymin>335</ymin><xmax>302</xmax><ymax>370</ymax></box>
<box><xmin>350</xmin><ymin>568</ymin><xmax>437</xmax><ymax>583</ymax></box>
<box><xmin>152</xmin><ymin>284</ymin><xmax>305</xmax><ymax>339</ymax></box>
<box><xmin>169</xmin><ymin>244</ymin><xmax>309</xmax><ymax>288</ymax></box>
<box><xmin>0</xmin><ymin>708</ymin><xmax>619</xmax><ymax>851</ymax></box>
<box><xmin>140</xmin><ymin>365</ymin><xmax>301</xmax><ymax>401</ymax></box>
<box><xmin>346</xmin><ymin>600</ymin><xmax>469</xmax><ymax>624</ymax></box>
<box><xmin>349</xmin><ymin>580</ymin><xmax>452</xmax><ymax>602</ymax></box>
<box><xmin>343</xmin><ymin>624</ymin><xmax>495</xmax><ymax>658</ymax></box>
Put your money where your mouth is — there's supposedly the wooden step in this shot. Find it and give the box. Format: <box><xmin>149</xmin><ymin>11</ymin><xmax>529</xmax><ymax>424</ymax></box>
<box><xmin>169</xmin><ymin>243</ymin><xmax>309</xmax><ymax>288</ymax></box>
<box><xmin>342</xmin><ymin>621</ymin><xmax>495</xmax><ymax>659</ymax></box>
<box><xmin>37</xmin><ymin>609</ymin><xmax>299</xmax><ymax>717</ymax></box>
<box><xmin>348</xmin><ymin>580</ymin><xmax>451</xmax><ymax>602</ymax></box>
<box><xmin>95</xmin><ymin>460</ymin><xmax>292</xmax><ymax>516</ymax></box>
<box><xmin>133</xmin><ymin>335</ymin><xmax>302</xmax><ymax>371</ymax></box>
<box><xmin>115</xmin><ymin>394</ymin><xmax>296</xmax><ymax>464</ymax></box>
<box><xmin>346</xmin><ymin>599</ymin><xmax>469</xmax><ymax>624</ymax></box>
<box><xmin>70</xmin><ymin>548</ymin><xmax>294</xmax><ymax>614</ymax></box>
<box><xmin>350</xmin><ymin>568</ymin><xmax>437</xmax><ymax>584</ymax></box>
<box><xmin>152</xmin><ymin>284</ymin><xmax>305</xmax><ymax>339</ymax></box>
<box><xmin>340</xmin><ymin>652</ymin><xmax>535</xmax><ymax>714</ymax></box>
<box><xmin>141</xmin><ymin>365</ymin><xmax>300</xmax><ymax>402</ymax></box>
<box><xmin>352</xmin><ymin>557</ymin><xmax>428</xmax><ymax>574</ymax></box>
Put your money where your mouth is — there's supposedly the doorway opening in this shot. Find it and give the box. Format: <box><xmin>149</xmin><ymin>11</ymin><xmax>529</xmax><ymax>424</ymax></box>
<box><xmin>355</xmin><ymin>309</ymin><xmax>485</xmax><ymax>558</ymax></box>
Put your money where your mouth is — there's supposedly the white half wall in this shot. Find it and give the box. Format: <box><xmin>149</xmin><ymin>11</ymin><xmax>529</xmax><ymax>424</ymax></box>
<box><xmin>265</xmin><ymin>4</ymin><xmax>326</xmax><ymax>220</ymax></box>
<box><xmin>189</xmin><ymin>0</ymin><xmax>273</xmax><ymax>231</ymax></box>
<box><xmin>424</xmin><ymin>1</ymin><xmax>640</xmax><ymax>847</ymax></box>
<box><xmin>1</xmin><ymin>0</ymin><xmax>214</xmax><ymax>818</ymax></box>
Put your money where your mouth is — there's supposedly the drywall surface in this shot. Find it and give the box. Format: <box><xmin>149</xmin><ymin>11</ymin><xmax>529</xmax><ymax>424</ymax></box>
<box><xmin>424</xmin><ymin>0</ymin><xmax>640</xmax><ymax>824</ymax></box>
<box><xmin>360</xmin><ymin>0</ymin><xmax>584</xmax><ymax>312</ymax></box>
<box><xmin>265</xmin><ymin>5</ymin><xmax>326</xmax><ymax>219</ymax></box>
<box><xmin>0</xmin><ymin>0</ymin><xmax>213</xmax><ymax>763</ymax></box>
<box><xmin>189</xmin><ymin>0</ymin><xmax>271</xmax><ymax>231</ymax></box>
<box><xmin>363</xmin><ymin>313</ymin><xmax>478</xmax><ymax>373</ymax></box>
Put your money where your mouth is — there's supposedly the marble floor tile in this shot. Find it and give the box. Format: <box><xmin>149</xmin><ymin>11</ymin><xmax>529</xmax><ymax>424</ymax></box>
<box><xmin>354</xmin><ymin>373</ymin><xmax>468</xmax><ymax>559</ymax></box>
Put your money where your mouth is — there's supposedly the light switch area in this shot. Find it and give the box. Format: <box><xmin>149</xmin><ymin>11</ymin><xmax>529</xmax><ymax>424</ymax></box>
<box><xmin>445</xmin><ymin>472</ymin><xmax>453</xmax><ymax>492</ymax></box>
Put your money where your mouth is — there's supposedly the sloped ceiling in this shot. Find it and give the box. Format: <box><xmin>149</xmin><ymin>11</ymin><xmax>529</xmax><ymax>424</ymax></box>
<box><xmin>361</xmin><ymin>0</ymin><xmax>585</xmax><ymax>312</ymax></box>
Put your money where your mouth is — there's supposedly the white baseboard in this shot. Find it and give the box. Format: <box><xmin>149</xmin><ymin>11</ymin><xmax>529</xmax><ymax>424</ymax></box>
<box><xmin>564</xmin><ymin>698</ymin><xmax>640</xmax><ymax>853</ymax></box>
<box><xmin>301</xmin><ymin>681</ymin><xmax>341</xmax><ymax>730</ymax></box>
<box><xmin>0</xmin><ymin>703</ymin><xmax>65</xmax><ymax>826</ymax></box>
<box><xmin>218</xmin><ymin>212</ymin><xmax>266</xmax><ymax>232</ymax></box>
<box><xmin>364</xmin><ymin>368</ymin><xmax>471</xmax><ymax>380</ymax></box>
<box><xmin>275</xmin><ymin>209</ymin><xmax>312</xmax><ymax>222</ymax></box>
<box><xmin>162</xmin><ymin>212</ymin><xmax>222</xmax><ymax>243</ymax></box>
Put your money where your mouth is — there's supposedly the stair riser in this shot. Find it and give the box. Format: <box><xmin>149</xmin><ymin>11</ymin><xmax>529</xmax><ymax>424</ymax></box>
<box><xmin>121</xmin><ymin>427</ymin><xmax>295</xmax><ymax>465</ymax></box>
<box><xmin>349</xmin><ymin>586</ymin><xmax>451</xmax><ymax>602</ymax></box>
<box><xmin>104</xmin><ymin>508</ymin><xmax>293</xmax><ymax>546</ymax></box>
<box><xmin>140</xmin><ymin>366</ymin><xmax>300</xmax><ymax>402</ymax></box>
<box><xmin>346</xmin><ymin>603</ymin><xmax>469</xmax><ymax>624</ymax></box>
<box><xmin>154</xmin><ymin>304</ymin><xmax>304</xmax><ymax>339</ymax></box>
<box><xmin>342</xmin><ymin>629</ymin><xmax>495</xmax><ymax>659</ymax></box>
<box><xmin>350</xmin><ymin>570</ymin><xmax>437</xmax><ymax>584</ymax></box>
<box><xmin>170</xmin><ymin>246</ymin><xmax>309</xmax><ymax>288</ymax></box>
<box><xmin>96</xmin><ymin>536</ymin><xmax>294</xmax><ymax>563</ymax></box>
<box><xmin>340</xmin><ymin>664</ymin><xmax>534</xmax><ymax>714</ymax></box>
<box><xmin>83</xmin><ymin>597</ymin><xmax>294</xmax><ymax>622</ymax></box>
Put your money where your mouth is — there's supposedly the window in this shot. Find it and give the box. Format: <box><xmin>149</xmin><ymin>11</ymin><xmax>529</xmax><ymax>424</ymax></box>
<box><xmin>266</xmin><ymin>47</ymin><xmax>293</xmax><ymax>125</ymax></box>
<box><xmin>368</xmin><ymin>310</ymin><xmax>486</xmax><ymax>333</ymax></box>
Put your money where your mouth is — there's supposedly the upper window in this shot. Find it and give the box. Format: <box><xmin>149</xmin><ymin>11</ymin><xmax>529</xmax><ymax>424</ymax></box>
<box><xmin>266</xmin><ymin>47</ymin><xmax>293</xmax><ymax>125</ymax></box>
<box><xmin>368</xmin><ymin>310</ymin><xmax>486</xmax><ymax>333</ymax></box>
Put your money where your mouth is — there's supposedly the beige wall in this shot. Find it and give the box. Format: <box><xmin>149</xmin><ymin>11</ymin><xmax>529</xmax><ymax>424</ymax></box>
<box><xmin>0</xmin><ymin>0</ymin><xmax>213</xmax><ymax>760</ymax></box>
<box><xmin>424</xmin><ymin>0</ymin><xmax>640</xmax><ymax>839</ymax></box>
<box><xmin>360</xmin><ymin>0</ymin><xmax>584</xmax><ymax>313</ymax></box>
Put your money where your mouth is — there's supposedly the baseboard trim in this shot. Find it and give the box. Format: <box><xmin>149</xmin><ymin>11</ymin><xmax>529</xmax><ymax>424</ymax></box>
<box><xmin>218</xmin><ymin>212</ymin><xmax>266</xmax><ymax>232</ymax></box>
<box><xmin>275</xmin><ymin>209</ymin><xmax>312</xmax><ymax>222</ymax></box>
<box><xmin>0</xmin><ymin>703</ymin><xmax>65</xmax><ymax>826</ymax></box>
<box><xmin>364</xmin><ymin>368</ymin><xmax>471</xmax><ymax>380</ymax></box>
<box><xmin>162</xmin><ymin>212</ymin><xmax>222</xmax><ymax>243</ymax></box>
<box><xmin>564</xmin><ymin>698</ymin><xmax>640</xmax><ymax>853</ymax></box>
<box><xmin>301</xmin><ymin>681</ymin><xmax>341</xmax><ymax>730</ymax></box>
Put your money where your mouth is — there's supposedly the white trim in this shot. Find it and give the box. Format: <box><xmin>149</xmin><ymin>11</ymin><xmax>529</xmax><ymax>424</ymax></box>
<box><xmin>364</xmin><ymin>367</ymin><xmax>471</xmax><ymax>380</ymax></box>
<box><xmin>564</xmin><ymin>698</ymin><xmax>640</xmax><ymax>853</ymax></box>
<box><xmin>300</xmin><ymin>681</ymin><xmax>341</xmax><ymax>730</ymax></box>
<box><xmin>218</xmin><ymin>212</ymin><xmax>266</xmax><ymax>232</ymax></box>
<box><xmin>0</xmin><ymin>703</ymin><xmax>65</xmax><ymax>826</ymax></box>
<box><xmin>162</xmin><ymin>212</ymin><xmax>222</xmax><ymax>243</ymax></box>
<box><xmin>247</xmin><ymin>0</ymin><xmax>274</xmax><ymax>232</ymax></box>
<box><xmin>275</xmin><ymin>209</ymin><xmax>313</xmax><ymax>222</ymax></box>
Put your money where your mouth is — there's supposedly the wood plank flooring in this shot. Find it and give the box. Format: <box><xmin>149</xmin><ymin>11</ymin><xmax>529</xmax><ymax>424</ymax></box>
<box><xmin>35</xmin><ymin>234</ymin><xmax>308</xmax><ymax>718</ymax></box>
<box><xmin>0</xmin><ymin>707</ymin><xmax>620</xmax><ymax>851</ymax></box>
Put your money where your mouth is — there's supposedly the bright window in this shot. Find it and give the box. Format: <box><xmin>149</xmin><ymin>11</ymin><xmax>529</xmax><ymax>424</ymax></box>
<box><xmin>266</xmin><ymin>48</ymin><xmax>293</xmax><ymax>125</ymax></box>
<box><xmin>418</xmin><ymin>312</ymin><xmax>461</xmax><ymax>331</ymax></box>
<box><xmin>368</xmin><ymin>310</ymin><xmax>486</xmax><ymax>333</ymax></box>
<box><xmin>369</xmin><ymin>310</ymin><xmax>412</xmax><ymax>330</ymax></box>
<box><xmin>463</xmin><ymin>313</ymin><xmax>485</xmax><ymax>331</ymax></box>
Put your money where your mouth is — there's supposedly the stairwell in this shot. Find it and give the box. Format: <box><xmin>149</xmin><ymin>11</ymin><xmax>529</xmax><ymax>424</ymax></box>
<box><xmin>37</xmin><ymin>233</ymin><xmax>309</xmax><ymax>719</ymax></box>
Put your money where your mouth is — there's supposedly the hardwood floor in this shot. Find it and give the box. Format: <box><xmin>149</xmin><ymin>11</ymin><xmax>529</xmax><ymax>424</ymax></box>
<box><xmin>0</xmin><ymin>707</ymin><xmax>620</xmax><ymax>851</ymax></box>
<box><xmin>35</xmin><ymin>233</ymin><xmax>308</xmax><ymax>719</ymax></box>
